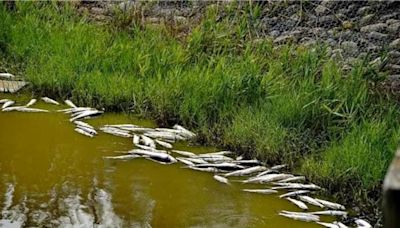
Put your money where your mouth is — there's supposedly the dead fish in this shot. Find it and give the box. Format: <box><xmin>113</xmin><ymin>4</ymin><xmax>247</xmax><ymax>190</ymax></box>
<box><xmin>334</xmin><ymin>222</ymin><xmax>349</xmax><ymax>228</ymax></box>
<box><xmin>100</xmin><ymin>127</ymin><xmax>132</xmax><ymax>138</ymax></box>
<box><xmin>173</xmin><ymin>124</ymin><xmax>196</xmax><ymax>138</ymax></box>
<box><xmin>25</xmin><ymin>99</ymin><xmax>37</xmax><ymax>107</ymax></box>
<box><xmin>213</xmin><ymin>175</ymin><xmax>229</xmax><ymax>184</ymax></box>
<box><xmin>176</xmin><ymin>157</ymin><xmax>195</xmax><ymax>166</ymax></box>
<box><xmin>354</xmin><ymin>219</ymin><xmax>371</xmax><ymax>228</ymax></box>
<box><xmin>144</xmin><ymin>131</ymin><xmax>184</xmax><ymax>141</ymax></box>
<box><xmin>77</xmin><ymin>125</ymin><xmax>97</xmax><ymax>135</ymax></box>
<box><xmin>74</xmin><ymin>120</ymin><xmax>94</xmax><ymax>129</ymax></box>
<box><xmin>155</xmin><ymin>139</ymin><xmax>173</xmax><ymax>149</ymax></box>
<box><xmin>170</xmin><ymin>150</ymin><xmax>196</xmax><ymax>157</ymax></box>
<box><xmin>2</xmin><ymin>100</ymin><xmax>15</xmax><ymax>109</ymax></box>
<box><xmin>74</xmin><ymin>128</ymin><xmax>94</xmax><ymax>138</ymax></box>
<box><xmin>185</xmin><ymin>166</ymin><xmax>219</xmax><ymax>172</ymax></box>
<box><xmin>310</xmin><ymin>210</ymin><xmax>348</xmax><ymax>217</ymax></box>
<box><xmin>196</xmin><ymin>162</ymin><xmax>244</xmax><ymax>170</ymax></box>
<box><xmin>286</xmin><ymin>197</ymin><xmax>308</xmax><ymax>210</ymax></box>
<box><xmin>224</xmin><ymin>166</ymin><xmax>267</xmax><ymax>177</ymax></box>
<box><xmin>255</xmin><ymin>169</ymin><xmax>276</xmax><ymax>177</ymax></box>
<box><xmin>242</xmin><ymin>189</ymin><xmax>278</xmax><ymax>194</ymax></box>
<box><xmin>271</xmin><ymin>164</ymin><xmax>287</xmax><ymax>170</ymax></box>
<box><xmin>316</xmin><ymin>222</ymin><xmax>340</xmax><ymax>228</ymax></box>
<box><xmin>279</xmin><ymin>190</ymin><xmax>310</xmax><ymax>198</ymax></box>
<box><xmin>200</xmin><ymin>151</ymin><xmax>234</xmax><ymax>156</ymax></box>
<box><xmin>60</xmin><ymin>107</ymin><xmax>93</xmax><ymax>114</ymax></box>
<box><xmin>131</xmin><ymin>149</ymin><xmax>176</xmax><ymax>163</ymax></box>
<box><xmin>278</xmin><ymin>176</ymin><xmax>306</xmax><ymax>183</ymax></box>
<box><xmin>244</xmin><ymin>174</ymin><xmax>294</xmax><ymax>184</ymax></box>
<box><xmin>232</xmin><ymin>159</ymin><xmax>262</xmax><ymax>166</ymax></box>
<box><xmin>134</xmin><ymin>144</ymin><xmax>165</xmax><ymax>152</ymax></box>
<box><xmin>65</xmin><ymin>99</ymin><xmax>77</xmax><ymax>108</ymax></box>
<box><xmin>279</xmin><ymin>211</ymin><xmax>319</xmax><ymax>222</ymax></box>
<box><xmin>41</xmin><ymin>97</ymin><xmax>59</xmax><ymax>105</ymax></box>
<box><xmin>2</xmin><ymin>106</ymin><xmax>48</xmax><ymax>112</ymax></box>
<box><xmin>236</xmin><ymin>155</ymin><xmax>244</xmax><ymax>160</ymax></box>
<box><xmin>133</xmin><ymin>134</ymin><xmax>140</xmax><ymax>145</ymax></box>
<box><xmin>185</xmin><ymin>157</ymin><xmax>208</xmax><ymax>164</ymax></box>
<box><xmin>272</xmin><ymin>183</ymin><xmax>321</xmax><ymax>190</ymax></box>
<box><xmin>141</xmin><ymin>135</ymin><xmax>156</xmax><ymax>148</ymax></box>
<box><xmin>298</xmin><ymin>195</ymin><xmax>324</xmax><ymax>208</ymax></box>
<box><xmin>315</xmin><ymin>198</ymin><xmax>346</xmax><ymax>210</ymax></box>
<box><xmin>0</xmin><ymin>99</ymin><xmax>10</xmax><ymax>104</ymax></box>
<box><xmin>0</xmin><ymin>73</ymin><xmax>15</xmax><ymax>79</ymax></box>
<box><xmin>201</xmin><ymin>156</ymin><xmax>234</xmax><ymax>163</ymax></box>
<box><xmin>104</xmin><ymin>155</ymin><xmax>140</xmax><ymax>160</ymax></box>
<box><xmin>70</xmin><ymin>110</ymin><xmax>103</xmax><ymax>122</ymax></box>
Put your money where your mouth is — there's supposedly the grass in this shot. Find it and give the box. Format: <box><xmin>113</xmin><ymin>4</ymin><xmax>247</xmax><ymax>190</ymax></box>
<box><xmin>1</xmin><ymin>2</ymin><xmax>399</xmax><ymax>217</ymax></box>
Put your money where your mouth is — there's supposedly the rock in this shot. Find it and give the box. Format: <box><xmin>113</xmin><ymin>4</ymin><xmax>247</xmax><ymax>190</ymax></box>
<box><xmin>331</xmin><ymin>48</ymin><xmax>344</xmax><ymax>60</ymax></box>
<box><xmin>387</xmin><ymin>22</ymin><xmax>400</xmax><ymax>33</ymax></box>
<box><xmin>390</xmin><ymin>39</ymin><xmax>400</xmax><ymax>49</ymax></box>
<box><xmin>269</xmin><ymin>30</ymin><xmax>280</xmax><ymax>37</ymax></box>
<box><xmin>386</xmin><ymin>19</ymin><xmax>400</xmax><ymax>25</ymax></box>
<box><xmin>367</xmin><ymin>32</ymin><xmax>389</xmax><ymax>40</ymax></box>
<box><xmin>360</xmin><ymin>23</ymin><xmax>387</xmax><ymax>33</ymax></box>
<box><xmin>388</xmin><ymin>50</ymin><xmax>400</xmax><ymax>58</ymax></box>
<box><xmin>342</xmin><ymin>20</ymin><xmax>353</xmax><ymax>29</ymax></box>
<box><xmin>381</xmin><ymin>12</ymin><xmax>399</xmax><ymax>21</ymax></box>
<box><xmin>360</xmin><ymin>14</ymin><xmax>375</xmax><ymax>26</ymax></box>
<box><xmin>274</xmin><ymin>35</ymin><xmax>295</xmax><ymax>44</ymax></box>
<box><xmin>341</xmin><ymin>41</ymin><xmax>358</xmax><ymax>55</ymax></box>
<box><xmin>315</xmin><ymin>4</ymin><xmax>329</xmax><ymax>15</ymax></box>
<box><xmin>173</xmin><ymin>16</ymin><xmax>187</xmax><ymax>24</ymax></box>
<box><xmin>357</xmin><ymin>6</ymin><xmax>371</xmax><ymax>15</ymax></box>
<box><xmin>90</xmin><ymin>7</ymin><xmax>105</xmax><ymax>15</ymax></box>
<box><xmin>386</xmin><ymin>64</ymin><xmax>400</xmax><ymax>73</ymax></box>
<box><xmin>318</xmin><ymin>15</ymin><xmax>337</xmax><ymax>26</ymax></box>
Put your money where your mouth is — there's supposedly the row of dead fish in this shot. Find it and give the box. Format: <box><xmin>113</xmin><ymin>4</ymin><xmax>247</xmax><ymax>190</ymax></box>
<box><xmin>0</xmin><ymin>94</ymin><xmax>371</xmax><ymax>228</ymax></box>
<box><xmin>99</xmin><ymin>124</ymin><xmax>371</xmax><ymax>228</ymax></box>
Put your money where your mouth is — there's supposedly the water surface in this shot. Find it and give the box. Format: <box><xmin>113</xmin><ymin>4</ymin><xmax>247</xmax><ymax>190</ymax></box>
<box><xmin>0</xmin><ymin>94</ymin><xmax>329</xmax><ymax>227</ymax></box>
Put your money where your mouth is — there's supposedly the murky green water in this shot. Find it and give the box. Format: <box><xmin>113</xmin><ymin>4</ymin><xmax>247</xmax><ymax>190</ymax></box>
<box><xmin>0</xmin><ymin>93</ymin><xmax>332</xmax><ymax>227</ymax></box>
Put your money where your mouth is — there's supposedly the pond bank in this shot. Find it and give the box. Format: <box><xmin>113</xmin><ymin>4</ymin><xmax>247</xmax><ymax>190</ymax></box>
<box><xmin>1</xmin><ymin>3</ymin><xmax>398</xmax><ymax>226</ymax></box>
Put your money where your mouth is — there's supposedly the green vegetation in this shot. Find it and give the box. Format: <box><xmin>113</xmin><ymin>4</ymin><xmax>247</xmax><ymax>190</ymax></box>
<box><xmin>1</xmin><ymin>2</ymin><xmax>399</xmax><ymax>211</ymax></box>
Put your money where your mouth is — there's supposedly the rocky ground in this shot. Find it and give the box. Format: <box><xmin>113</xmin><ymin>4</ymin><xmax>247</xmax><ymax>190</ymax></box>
<box><xmin>81</xmin><ymin>1</ymin><xmax>399</xmax><ymax>74</ymax></box>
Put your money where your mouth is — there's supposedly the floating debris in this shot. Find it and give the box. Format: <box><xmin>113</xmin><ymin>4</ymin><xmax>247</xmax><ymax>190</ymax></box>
<box><xmin>41</xmin><ymin>97</ymin><xmax>59</xmax><ymax>105</ymax></box>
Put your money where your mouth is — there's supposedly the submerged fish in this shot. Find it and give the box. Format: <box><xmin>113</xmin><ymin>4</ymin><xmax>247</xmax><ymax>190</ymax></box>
<box><xmin>2</xmin><ymin>100</ymin><xmax>15</xmax><ymax>109</ymax></box>
<box><xmin>213</xmin><ymin>175</ymin><xmax>229</xmax><ymax>184</ymax></box>
<box><xmin>41</xmin><ymin>97</ymin><xmax>60</xmax><ymax>105</ymax></box>
<box><xmin>286</xmin><ymin>197</ymin><xmax>308</xmax><ymax>210</ymax></box>
<box><xmin>279</xmin><ymin>190</ymin><xmax>310</xmax><ymax>198</ymax></box>
<box><xmin>25</xmin><ymin>99</ymin><xmax>37</xmax><ymax>107</ymax></box>
<box><xmin>315</xmin><ymin>198</ymin><xmax>346</xmax><ymax>210</ymax></box>
<box><xmin>242</xmin><ymin>189</ymin><xmax>278</xmax><ymax>194</ymax></box>
<box><xmin>298</xmin><ymin>195</ymin><xmax>324</xmax><ymax>208</ymax></box>
<box><xmin>65</xmin><ymin>99</ymin><xmax>77</xmax><ymax>108</ymax></box>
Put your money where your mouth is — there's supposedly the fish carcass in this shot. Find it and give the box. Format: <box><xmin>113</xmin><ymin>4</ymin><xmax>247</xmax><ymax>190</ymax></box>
<box><xmin>242</xmin><ymin>189</ymin><xmax>278</xmax><ymax>194</ymax></box>
<box><xmin>2</xmin><ymin>100</ymin><xmax>15</xmax><ymax>109</ymax></box>
<box><xmin>41</xmin><ymin>97</ymin><xmax>60</xmax><ymax>105</ymax></box>
<box><xmin>224</xmin><ymin>166</ymin><xmax>267</xmax><ymax>177</ymax></box>
<box><xmin>298</xmin><ymin>195</ymin><xmax>324</xmax><ymax>208</ymax></box>
<box><xmin>286</xmin><ymin>197</ymin><xmax>308</xmax><ymax>210</ymax></box>
<box><xmin>213</xmin><ymin>175</ymin><xmax>229</xmax><ymax>184</ymax></box>
<box><xmin>25</xmin><ymin>99</ymin><xmax>37</xmax><ymax>107</ymax></box>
